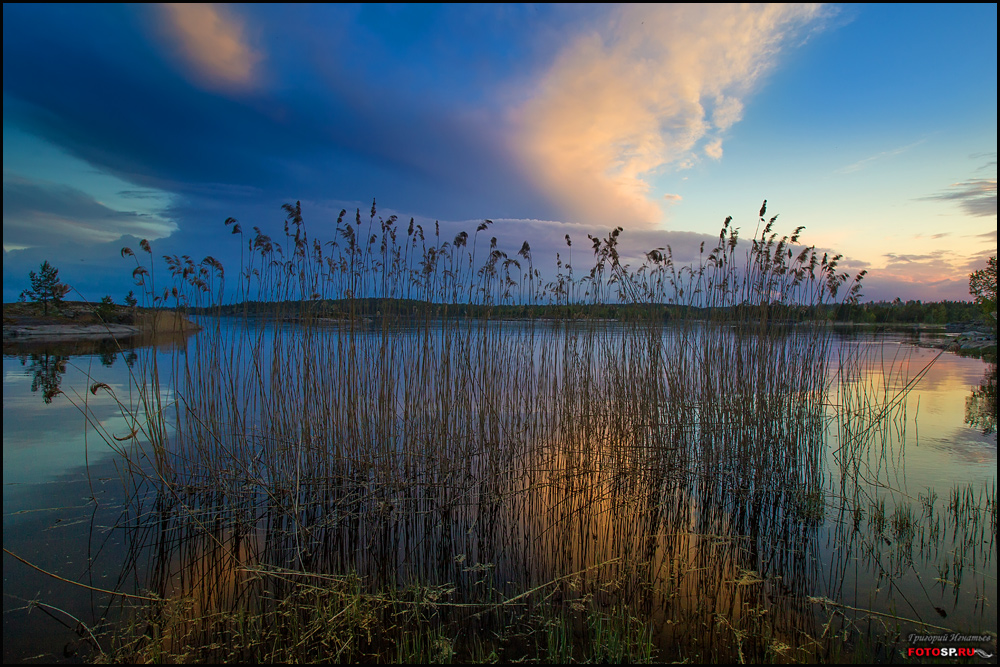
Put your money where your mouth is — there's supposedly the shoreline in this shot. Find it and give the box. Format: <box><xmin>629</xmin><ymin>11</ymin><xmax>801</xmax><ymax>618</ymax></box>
<box><xmin>3</xmin><ymin>303</ymin><xmax>201</xmax><ymax>347</ymax></box>
<box><xmin>3</xmin><ymin>322</ymin><xmax>145</xmax><ymax>344</ymax></box>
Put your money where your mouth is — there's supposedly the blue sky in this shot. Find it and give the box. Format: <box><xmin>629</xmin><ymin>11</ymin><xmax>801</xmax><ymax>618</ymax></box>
<box><xmin>3</xmin><ymin>3</ymin><xmax>996</xmax><ymax>303</ymax></box>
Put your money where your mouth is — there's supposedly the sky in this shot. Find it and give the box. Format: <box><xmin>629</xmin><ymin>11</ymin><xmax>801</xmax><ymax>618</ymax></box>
<box><xmin>3</xmin><ymin>3</ymin><xmax>997</xmax><ymax>304</ymax></box>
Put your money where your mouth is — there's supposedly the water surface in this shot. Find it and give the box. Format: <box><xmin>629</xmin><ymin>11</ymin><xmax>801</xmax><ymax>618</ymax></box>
<box><xmin>2</xmin><ymin>322</ymin><xmax>995</xmax><ymax>662</ymax></box>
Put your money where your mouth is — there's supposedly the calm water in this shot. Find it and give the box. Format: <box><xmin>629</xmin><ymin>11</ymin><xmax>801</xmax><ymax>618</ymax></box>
<box><xmin>3</xmin><ymin>322</ymin><xmax>996</xmax><ymax>662</ymax></box>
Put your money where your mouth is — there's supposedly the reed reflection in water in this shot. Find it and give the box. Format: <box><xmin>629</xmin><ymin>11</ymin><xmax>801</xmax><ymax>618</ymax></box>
<box><xmin>89</xmin><ymin>312</ymin><xmax>994</xmax><ymax>663</ymax></box>
<box><xmin>4</xmin><ymin>199</ymin><xmax>994</xmax><ymax>662</ymax></box>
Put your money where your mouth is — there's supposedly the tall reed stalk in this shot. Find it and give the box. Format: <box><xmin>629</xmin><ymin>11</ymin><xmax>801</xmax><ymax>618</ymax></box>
<box><xmin>85</xmin><ymin>201</ymin><xmax>992</xmax><ymax>663</ymax></box>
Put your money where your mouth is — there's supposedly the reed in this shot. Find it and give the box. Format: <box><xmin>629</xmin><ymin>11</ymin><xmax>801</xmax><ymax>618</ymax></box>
<box><xmin>70</xmin><ymin>201</ymin><xmax>993</xmax><ymax>663</ymax></box>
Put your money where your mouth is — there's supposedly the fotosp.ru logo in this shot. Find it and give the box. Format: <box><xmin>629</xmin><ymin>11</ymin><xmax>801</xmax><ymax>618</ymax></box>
<box><xmin>906</xmin><ymin>647</ymin><xmax>994</xmax><ymax>659</ymax></box>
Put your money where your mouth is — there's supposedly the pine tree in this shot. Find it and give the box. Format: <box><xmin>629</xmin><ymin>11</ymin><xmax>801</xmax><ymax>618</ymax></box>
<box><xmin>19</xmin><ymin>261</ymin><xmax>71</xmax><ymax>315</ymax></box>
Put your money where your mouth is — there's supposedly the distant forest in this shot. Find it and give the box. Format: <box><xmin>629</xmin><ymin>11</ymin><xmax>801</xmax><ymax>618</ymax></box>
<box><xmin>187</xmin><ymin>297</ymin><xmax>990</xmax><ymax>327</ymax></box>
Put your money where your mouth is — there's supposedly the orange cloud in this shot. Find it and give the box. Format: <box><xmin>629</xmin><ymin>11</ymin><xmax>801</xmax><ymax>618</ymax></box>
<box><xmin>511</xmin><ymin>4</ymin><xmax>825</xmax><ymax>228</ymax></box>
<box><xmin>704</xmin><ymin>139</ymin><xmax>724</xmax><ymax>160</ymax></box>
<box><xmin>875</xmin><ymin>247</ymin><xmax>995</xmax><ymax>296</ymax></box>
<box><xmin>156</xmin><ymin>4</ymin><xmax>262</xmax><ymax>91</ymax></box>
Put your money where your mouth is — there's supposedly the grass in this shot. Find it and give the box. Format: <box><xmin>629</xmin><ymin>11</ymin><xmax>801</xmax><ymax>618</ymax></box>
<box><xmin>93</xmin><ymin>568</ymin><xmax>662</xmax><ymax>663</ymax></box>
<box><xmin>19</xmin><ymin>199</ymin><xmax>992</xmax><ymax>663</ymax></box>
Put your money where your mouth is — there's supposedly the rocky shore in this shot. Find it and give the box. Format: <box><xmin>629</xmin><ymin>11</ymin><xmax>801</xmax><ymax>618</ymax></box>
<box><xmin>942</xmin><ymin>329</ymin><xmax>997</xmax><ymax>353</ymax></box>
<box><xmin>3</xmin><ymin>302</ymin><xmax>200</xmax><ymax>347</ymax></box>
<box><xmin>915</xmin><ymin>326</ymin><xmax>997</xmax><ymax>354</ymax></box>
<box><xmin>3</xmin><ymin>322</ymin><xmax>145</xmax><ymax>343</ymax></box>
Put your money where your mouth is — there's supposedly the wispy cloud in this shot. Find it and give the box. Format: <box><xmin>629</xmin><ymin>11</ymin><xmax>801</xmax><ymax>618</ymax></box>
<box><xmin>117</xmin><ymin>189</ymin><xmax>169</xmax><ymax>200</ymax></box>
<box><xmin>923</xmin><ymin>178</ymin><xmax>997</xmax><ymax>217</ymax></box>
<box><xmin>2</xmin><ymin>175</ymin><xmax>176</xmax><ymax>250</ymax></box>
<box><xmin>873</xmin><ymin>246</ymin><xmax>994</xmax><ymax>299</ymax></box>
<box><xmin>836</xmin><ymin>140</ymin><xmax>925</xmax><ymax>174</ymax></box>
<box><xmin>883</xmin><ymin>250</ymin><xmax>955</xmax><ymax>267</ymax></box>
<box><xmin>510</xmin><ymin>4</ymin><xmax>827</xmax><ymax>228</ymax></box>
<box><xmin>858</xmin><ymin>252</ymin><xmax>959</xmax><ymax>301</ymax></box>
<box><xmin>155</xmin><ymin>4</ymin><xmax>263</xmax><ymax>91</ymax></box>
<box><xmin>970</xmin><ymin>151</ymin><xmax>997</xmax><ymax>171</ymax></box>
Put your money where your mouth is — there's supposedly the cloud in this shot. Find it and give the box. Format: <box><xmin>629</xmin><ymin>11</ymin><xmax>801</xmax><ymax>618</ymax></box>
<box><xmin>663</xmin><ymin>193</ymin><xmax>682</xmax><ymax>202</ymax></box>
<box><xmin>860</xmin><ymin>247</ymin><xmax>994</xmax><ymax>302</ymax></box>
<box><xmin>836</xmin><ymin>140</ymin><xmax>925</xmax><ymax>174</ymax></box>
<box><xmin>970</xmin><ymin>151</ymin><xmax>996</xmax><ymax>171</ymax></box>
<box><xmin>510</xmin><ymin>4</ymin><xmax>826</xmax><ymax>228</ymax></box>
<box><xmin>3</xmin><ymin>235</ymin><xmax>154</xmax><ymax>303</ymax></box>
<box><xmin>860</xmin><ymin>274</ymin><xmax>968</xmax><ymax>303</ymax></box>
<box><xmin>711</xmin><ymin>96</ymin><xmax>745</xmax><ymax>131</ymax></box>
<box><xmin>2</xmin><ymin>6</ymin><xmax>555</xmax><ymax>228</ymax></box>
<box><xmin>117</xmin><ymin>189</ymin><xmax>169</xmax><ymax>200</ymax></box>
<box><xmin>155</xmin><ymin>4</ymin><xmax>263</xmax><ymax>91</ymax></box>
<box><xmin>2</xmin><ymin>175</ymin><xmax>177</xmax><ymax>250</ymax></box>
<box><xmin>922</xmin><ymin>178</ymin><xmax>997</xmax><ymax>217</ymax></box>
<box><xmin>704</xmin><ymin>139</ymin><xmax>724</xmax><ymax>160</ymax></box>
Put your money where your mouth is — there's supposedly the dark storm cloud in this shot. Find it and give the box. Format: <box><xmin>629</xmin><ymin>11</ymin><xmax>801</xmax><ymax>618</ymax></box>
<box><xmin>1</xmin><ymin>4</ymin><xmax>556</xmax><ymax>232</ymax></box>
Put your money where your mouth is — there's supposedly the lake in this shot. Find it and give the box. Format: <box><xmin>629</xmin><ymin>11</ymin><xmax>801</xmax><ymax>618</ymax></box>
<box><xmin>3</xmin><ymin>318</ymin><xmax>996</xmax><ymax>663</ymax></box>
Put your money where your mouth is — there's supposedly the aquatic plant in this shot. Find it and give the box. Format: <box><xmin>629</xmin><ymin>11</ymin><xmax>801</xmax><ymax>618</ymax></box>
<box><xmin>39</xmin><ymin>200</ymin><xmax>994</xmax><ymax>663</ymax></box>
